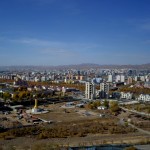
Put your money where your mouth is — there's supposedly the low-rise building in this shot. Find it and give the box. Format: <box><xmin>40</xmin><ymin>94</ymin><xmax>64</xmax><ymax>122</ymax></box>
<box><xmin>120</xmin><ymin>92</ymin><xmax>133</xmax><ymax>100</ymax></box>
<box><xmin>97</xmin><ymin>106</ymin><xmax>107</xmax><ymax>110</ymax></box>
<box><xmin>138</xmin><ymin>94</ymin><xmax>150</xmax><ymax>102</ymax></box>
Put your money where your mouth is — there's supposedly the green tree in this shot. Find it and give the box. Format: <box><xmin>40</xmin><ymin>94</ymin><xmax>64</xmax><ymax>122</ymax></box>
<box><xmin>88</xmin><ymin>103</ymin><xmax>94</xmax><ymax>109</ymax></box>
<box><xmin>3</xmin><ymin>92</ymin><xmax>11</xmax><ymax>101</ymax></box>
<box><xmin>13</xmin><ymin>93</ymin><xmax>19</xmax><ymax>101</ymax></box>
<box><xmin>92</xmin><ymin>101</ymin><xmax>101</xmax><ymax>108</ymax></box>
<box><xmin>103</xmin><ymin>100</ymin><xmax>109</xmax><ymax>108</ymax></box>
<box><xmin>0</xmin><ymin>92</ymin><xmax>3</xmax><ymax>98</ymax></box>
<box><xmin>109</xmin><ymin>101</ymin><xmax>120</xmax><ymax>112</ymax></box>
<box><xmin>18</xmin><ymin>91</ymin><xmax>26</xmax><ymax>99</ymax></box>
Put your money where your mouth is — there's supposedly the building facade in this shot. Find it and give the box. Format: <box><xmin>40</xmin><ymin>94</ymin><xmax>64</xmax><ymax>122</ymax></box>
<box><xmin>85</xmin><ymin>82</ymin><xmax>96</xmax><ymax>100</ymax></box>
<box><xmin>138</xmin><ymin>94</ymin><xmax>150</xmax><ymax>102</ymax></box>
<box><xmin>99</xmin><ymin>82</ymin><xmax>109</xmax><ymax>98</ymax></box>
<box><xmin>120</xmin><ymin>92</ymin><xmax>133</xmax><ymax>100</ymax></box>
<box><xmin>108</xmin><ymin>74</ymin><xmax>113</xmax><ymax>82</ymax></box>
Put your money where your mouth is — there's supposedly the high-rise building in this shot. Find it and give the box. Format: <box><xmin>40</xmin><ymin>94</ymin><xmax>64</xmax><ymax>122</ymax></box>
<box><xmin>99</xmin><ymin>82</ymin><xmax>109</xmax><ymax>98</ymax></box>
<box><xmin>115</xmin><ymin>75</ymin><xmax>121</xmax><ymax>82</ymax></box>
<box><xmin>115</xmin><ymin>75</ymin><xmax>125</xmax><ymax>83</ymax></box>
<box><xmin>127</xmin><ymin>77</ymin><xmax>133</xmax><ymax>84</ymax></box>
<box><xmin>145</xmin><ymin>74</ymin><xmax>150</xmax><ymax>82</ymax></box>
<box><xmin>140</xmin><ymin>76</ymin><xmax>145</xmax><ymax>82</ymax></box>
<box><xmin>85</xmin><ymin>82</ymin><xmax>96</xmax><ymax>100</ymax></box>
<box><xmin>108</xmin><ymin>74</ymin><xmax>113</xmax><ymax>82</ymax></box>
<box><xmin>128</xmin><ymin>70</ymin><xmax>137</xmax><ymax>76</ymax></box>
<box><xmin>120</xmin><ymin>75</ymin><xmax>125</xmax><ymax>82</ymax></box>
<box><xmin>134</xmin><ymin>76</ymin><xmax>141</xmax><ymax>81</ymax></box>
<box><xmin>100</xmin><ymin>82</ymin><xmax>109</xmax><ymax>93</ymax></box>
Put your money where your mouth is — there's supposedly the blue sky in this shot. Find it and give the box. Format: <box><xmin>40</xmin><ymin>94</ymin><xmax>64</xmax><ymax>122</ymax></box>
<box><xmin>0</xmin><ymin>0</ymin><xmax>150</xmax><ymax>66</ymax></box>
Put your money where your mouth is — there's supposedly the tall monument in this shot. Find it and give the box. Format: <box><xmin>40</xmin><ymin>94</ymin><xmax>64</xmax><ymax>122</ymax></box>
<box><xmin>32</xmin><ymin>99</ymin><xmax>38</xmax><ymax>113</ymax></box>
<box><xmin>26</xmin><ymin>98</ymin><xmax>49</xmax><ymax>114</ymax></box>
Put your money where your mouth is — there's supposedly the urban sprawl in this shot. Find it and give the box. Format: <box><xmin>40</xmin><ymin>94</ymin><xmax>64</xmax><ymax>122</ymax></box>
<box><xmin>0</xmin><ymin>67</ymin><xmax>150</xmax><ymax>149</ymax></box>
<box><xmin>0</xmin><ymin>68</ymin><xmax>150</xmax><ymax>101</ymax></box>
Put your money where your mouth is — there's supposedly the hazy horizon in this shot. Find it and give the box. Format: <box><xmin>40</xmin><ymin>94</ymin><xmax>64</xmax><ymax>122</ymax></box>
<box><xmin>0</xmin><ymin>62</ymin><xmax>150</xmax><ymax>67</ymax></box>
<box><xmin>0</xmin><ymin>0</ymin><xmax>150</xmax><ymax>65</ymax></box>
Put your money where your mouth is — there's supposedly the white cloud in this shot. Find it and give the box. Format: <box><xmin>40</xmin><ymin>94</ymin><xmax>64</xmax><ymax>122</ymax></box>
<box><xmin>10</xmin><ymin>37</ymin><xmax>79</xmax><ymax>56</ymax></box>
<box><xmin>39</xmin><ymin>48</ymin><xmax>72</xmax><ymax>55</ymax></box>
<box><xmin>1</xmin><ymin>36</ymin><xmax>103</xmax><ymax>60</ymax></box>
<box><xmin>10</xmin><ymin>38</ymin><xmax>65</xmax><ymax>47</ymax></box>
<box><xmin>8</xmin><ymin>37</ymin><xmax>102</xmax><ymax>50</ymax></box>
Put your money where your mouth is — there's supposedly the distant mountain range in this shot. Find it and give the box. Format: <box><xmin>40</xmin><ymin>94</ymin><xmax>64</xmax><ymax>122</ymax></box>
<box><xmin>0</xmin><ymin>63</ymin><xmax>150</xmax><ymax>71</ymax></box>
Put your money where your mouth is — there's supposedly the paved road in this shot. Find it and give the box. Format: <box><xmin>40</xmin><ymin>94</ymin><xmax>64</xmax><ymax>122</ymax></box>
<box><xmin>118</xmin><ymin>107</ymin><xmax>150</xmax><ymax>136</ymax></box>
<box><xmin>128</xmin><ymin>122</ymin><xmax>150</xmax><ymax>136</ymax></box>
<box><xmin>120</xmin><ymin>107</ymin><xmax>150</xmax><ymax>117</ymax></box>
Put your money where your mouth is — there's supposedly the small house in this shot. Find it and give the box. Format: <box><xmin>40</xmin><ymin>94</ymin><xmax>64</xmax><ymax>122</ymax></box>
<box><xmin>97</xmin><ymin>106</ymin><xmax>107</xmax><ymax>110</ymax></box>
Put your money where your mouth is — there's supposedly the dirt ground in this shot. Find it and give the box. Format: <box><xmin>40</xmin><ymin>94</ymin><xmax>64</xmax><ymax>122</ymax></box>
<box><xmin>1</xmin><ymin>103</ymin><xmax>150</xmax><ymax>149</ymax></box>
<box><xmin>118</xmin><ymin>110</ymin><xmax>150</xmax><ymax>131</ymax></box>
<box><xmin>0</xmin><ymin>102</ymin><xmax>100</xmax><ymax>128</ymax></box>
<box><xmin>0</xmin><ymin>114</ymin><xmax>23</xmax><ymax>129</ymax></box>
<box><xmin>0</xmin><ymin>132</ymin><xmax>149</xmax><ymax>150</ymax></box>
<box><xmin>34</xmin><ymin>103</ymin><xmax>99</xmax><ymax>123</ymax></box>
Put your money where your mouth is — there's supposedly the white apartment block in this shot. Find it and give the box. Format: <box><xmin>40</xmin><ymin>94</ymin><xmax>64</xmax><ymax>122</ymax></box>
<box><xmin>41</xmin><ymin>76</ymin><xmax>46</xmax><ymax>82</ymax></box>
<box><xmin>85</xmin><ymin>82</ymin><xmax>96</xmax><ymax>100</ymax></box>
<box><xmin>120</xmin><ymin>92</ymin><xmax>133</xmax><ymax>100</ymax></box>
<box><xmin>140</xmin><ymin>76</ymin><xmax>145</xmax><ymax>82</ymax></box>
<box><xmin>115</xmin><ymin>75</ymin><xmax>125</xmax><ymax>83</ymax></box>
<box><xmin>138</xmin><ymin>94</ymin><xmax>150</xmax><ymax>102</ymax></box>
<box><xmin>115</xmin><ymin>75</ymin><xmax>120</xmax><ymax>82</ymax></box>
<box><xmin>145</xmin><ymin>75</ymin><xmax>150</xmax><ymax>82</ymax></box>
<box><xmin>108</xmin><ymin>74</ymin><xmax>113</xmax><ymax>82</ymax></box>
<box><xmin>120</xmin><ymin>75</ymin><xmax>125</xmax><ymax>82</ymax></box>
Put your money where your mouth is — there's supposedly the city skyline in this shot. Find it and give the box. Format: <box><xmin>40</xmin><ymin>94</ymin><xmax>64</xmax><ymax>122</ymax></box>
<box><xmin>0</xmin><ymin>0</ymin><xmax>150</xmax><ymax>66</ymax></box>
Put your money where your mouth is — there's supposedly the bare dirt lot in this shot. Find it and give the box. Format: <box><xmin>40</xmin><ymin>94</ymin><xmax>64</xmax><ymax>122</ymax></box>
<box><xmin>118</xmin><ymin>110</ymin><xmax>150</xmax><ymax>131</ymax></box>
<box><xmin>0</xmin><ymin>102</ymin><xmax>150</xmax><ymax>150</ymax></box>
<box><xmin>34</xmin><ymin>103</ymin><xmax>99</xmax><ymax>122</ymax></box>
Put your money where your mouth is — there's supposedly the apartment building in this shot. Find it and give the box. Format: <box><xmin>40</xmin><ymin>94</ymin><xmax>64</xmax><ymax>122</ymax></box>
<box><xmin>85</xmin><ymin>82</ymin><xmax>96</xmax><ymax>100</ymax></box>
